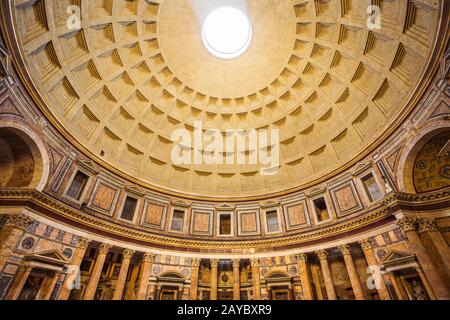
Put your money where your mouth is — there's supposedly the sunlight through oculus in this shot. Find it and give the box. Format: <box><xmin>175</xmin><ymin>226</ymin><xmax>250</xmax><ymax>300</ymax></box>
<box><xmin>202</xmin><ymin>7</ymin><xmax>252</xmax><ymax>60</ymax></box>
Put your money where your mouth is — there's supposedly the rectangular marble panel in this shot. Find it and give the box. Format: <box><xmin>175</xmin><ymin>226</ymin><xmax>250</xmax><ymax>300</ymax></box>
<box><xmin>192</xmin><ymin>211</ymin><xmax>211</xmax><ymax>234</ymax></box>
<box><xmin>240</xmin><ymin>211</ymin><xmax>258</xmax><ymax>234</ymax></box>
<box><xmin>91</xmin><ymin>182</ymin><xmax>117</xmax><ymax>212</ymax></box>
<box><xmin>144</xmin><ymin>202</ymin><xmax>165</xmax><ymax>226</ymax></box>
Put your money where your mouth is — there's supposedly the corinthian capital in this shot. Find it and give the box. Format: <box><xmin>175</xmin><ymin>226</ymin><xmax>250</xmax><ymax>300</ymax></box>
<box><xmin>122</xmin><ymin>249</ymin><xmax>135</xmax><ymax>260</ymax></box>
<box><xmin>339</xmin><ymin>244</ymin><xmax>351</xmax><ymax>256</ymax></box>
<box><xmin>99</xmin><ymin>243</ymin><xmax>113</xmax><ymax>255</ymax></box>
<box><xmin>143</xmin><ymin>252</ymin><xmax>156</xmax><ymax>262</ymax></box>
<box><xmin>418</xmin><ymin>218</ymin><xmax>438</xmax><ymax>233</ymax></box>
<box><xmin>191</xmin><ymin>258</ymin><xmax>201</xmax><ymax>267</ymax></box>
<box><xmin>397</xmin><ymin>217</ymin><xmax>418</xmax><ymax>232</ymax></box>
<box><xmin>232</xmin><ymin>259</ymin><xmax>241</xmax><ymax>269</ymax></box>
<box><xmin>250</xmin><ymin>258</ymin><xmax>260</xmax><ymax>267</ymax></box>
<box><xmin>296</xmin><ymin>253</ymin><xmax>308</xmax><ymax>263</ymax></box>
<box><xmin>315</xmin><ymin>249</ymin><xmax>328</xmax><ymax>260</ymax></box>
<box><xmin>77</xmin><ymin>237</ymin><xmax>91</xmax><ymax>250</ymax></box>
<box><xmin>5</xmin><ymin>214</ymin><xmax>34</xmax><ymax>230</ymax></box>
<box><xmin>210</xmin><ymin>259</ymin><xmax>219</xmax><ymax>268</ymax></box>
<box><xmin>359</xmin><ymin>239</ymin><xmax>372</xmax><ymax>251</ymax></box>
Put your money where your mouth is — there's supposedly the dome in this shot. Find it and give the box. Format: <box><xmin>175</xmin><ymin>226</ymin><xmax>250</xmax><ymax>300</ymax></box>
<box><xmin>7</xmin><ymin>0</ymin><xmax>443</xmax><ymax>199</ymax></box>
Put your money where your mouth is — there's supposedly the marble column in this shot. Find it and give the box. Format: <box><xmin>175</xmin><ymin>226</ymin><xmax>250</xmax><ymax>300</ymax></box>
<box><xmin>296</xmin><ymin>253</ymin><xmax>313</xmax><ymax>300</ymax></box>
<box><xmin>210</xmin><ymin>259</ymin><xmax>219</xmax><ymax>300</ymax></box>
<box><xmin>315</xmin><ymin>250</ymin><xmax>336</xmax><ymax>300</ymax></box>
<box><xmin>147</xmin><ymin>282</ymin><xmax>157</xmax><ymax>300</ymax></box>
<box><xmin>125</xmin><ymin>263</ymin><xmax>140</xmax><ymax>300</ymax></box>
<box><xmin>339</xmin><ymin>245</ymin><xmax>365</xmax><ymax>300</ymax></box>
<box><xmin>83</xmin><ymin>243</ymin><xmax>112</xmax><ymax>300</ymax></box>
<box><xmin>37</xmin><ymin>271</ymin><xmax>61</xmax><ymax>300</ymax></box>
<box><xmin>6</xmin><ymin>265</ymin><xmax>33</xmax><ymax>300</ymax></box>
<box><xmin>359</xmin><ymin>239</ymin><xmax>390</xmax><ymax>300</ymax></box>
<box><xmin>0</xmin><ymin>214</ymin><xmax>34</xmax><ymax>272</ymax></box>
<box><xmin>397</xmin><ymin>217</ymin><xmax>450</xmax><ymax>300</ymax></box>
<box><xmin>251</xmin><ymin>259</ymin><xmax>261</xmax><ymax>300</ymax></box>
<box><xmin>136</xmin><ymin>252</ymin><xmax>155</xmax><ymax>300</ymax></box>
<box><xmin>58</xmin><ymin>237</ymin><xmax>91</xmax><ymax>300</ymax></box>
<box><xmin>415</xmin><ymin>266</ymin><xmax>437</xmax><ymax>300</ymax></box>
<box><xmin>182</xmin><ymin>284</ymin><xmax>190</xmax><ymax>300</ymax></box>
<box><xmin>311</xmin><ymin>265</ymin><xmax>324</xmax><ymax>300</ymax></box>
<box><xmin>232</xmin><ymin>259</ymin><xmax>241</xmax><ymax>300</ymax></box>
<box><xmin>112</xmin><ymin>249</ymin><xmax>135</xmax><ymax>300</ymax></box>
<box><xmin>418</xmin><ymin>218</ymin><xmax>450</xmax><ymax>277</ymax></box>
<box><xmin>190</xmin><ymin>258</ymin><xmax>201</xmax><ymax>300</ymax></box>
<box><xmin>388</xmin><ymin>273</ymin><xmax>407</xmax><ymax>300</ymax></box>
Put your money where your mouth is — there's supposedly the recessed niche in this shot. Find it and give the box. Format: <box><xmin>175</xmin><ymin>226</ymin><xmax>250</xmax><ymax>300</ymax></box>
<box><xmin>313</xmin><ymin>197</ymin><xmax>330</xmax><ymax>222</ymax></box>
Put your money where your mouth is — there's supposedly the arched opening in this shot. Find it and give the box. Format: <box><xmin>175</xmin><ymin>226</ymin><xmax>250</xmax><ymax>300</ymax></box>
<box><xmin>399</xmin><ymin>125</ymin><xmax>450</xmax><ymax>194</ymax></box>
<box><xmin>0</xmin><ymin>127</ymin><xmax>45</xmax><ymax>189</ymax></box>
<box><xmin>413</xmin><ymin>131</ymin><xmax>450</xmax><ymax>193</ymax></box>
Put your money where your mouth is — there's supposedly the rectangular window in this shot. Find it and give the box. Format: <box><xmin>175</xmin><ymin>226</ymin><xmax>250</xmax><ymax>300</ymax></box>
<box><xmin>266</xmin><ymin>210</ymin><xmax>280</xmax><ymax>233</ymax></box>
<box><xmin>361</xmin><ymin>173</ymin><xmax>383</xmax><ymax>202</ymax></box>
<box><xmin>120</xmin><ymin>196</ymin><xmax>138</xmax><ymax>221</ymax></box>
<box><xmin>171</xmin><ymin>209</ymin><xmax>185</xmax><ymax>232</ymax></box>
<box><xmin>314</xmin><ymin>198</ymin><xmax>330</xmax><ymax>222</ymax></box>
<box><xmin>219</xmin><ymin>214</ymin><xmax>232</xmax><ymax>236</ymax></box>
<box><xmin>66</xmin><ymin>171</ymin><xmax>89</xmax><ymax>201</ymax></box>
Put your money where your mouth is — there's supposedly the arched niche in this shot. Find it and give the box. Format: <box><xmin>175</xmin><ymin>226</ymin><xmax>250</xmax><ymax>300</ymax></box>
<box><xmin>398</xmin><ymin>123</ymin><xmax>450</xmax><ymax>194</ymax></box>
<box><xmin>0</xmin><ymin>123</ymin><xmax>49</xmax><ymax>191</ymax></box>
<box><xmin>413</xmin><ymin>131</ymin><xmax>450</xmax><ymax>193</ymax></box>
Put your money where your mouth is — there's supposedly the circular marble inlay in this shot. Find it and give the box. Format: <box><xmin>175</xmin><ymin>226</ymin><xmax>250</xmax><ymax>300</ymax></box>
<box><xmin>21</xmin><ymin>237</ymin><xmax>35</xmax><ymax>250</ymax></box>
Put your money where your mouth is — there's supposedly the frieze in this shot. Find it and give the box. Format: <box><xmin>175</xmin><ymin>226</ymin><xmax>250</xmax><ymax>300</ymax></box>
<box><xmin>0</xmin><ymin>189</ymin><xmax>448</xmax><ymax>251</ymax></box>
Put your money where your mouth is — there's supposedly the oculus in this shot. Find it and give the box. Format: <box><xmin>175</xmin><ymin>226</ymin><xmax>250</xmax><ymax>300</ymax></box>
<box><xmin>202</xmin><ymin>7</ymin><xmax>252</xmax><ymax>59</ymax></box>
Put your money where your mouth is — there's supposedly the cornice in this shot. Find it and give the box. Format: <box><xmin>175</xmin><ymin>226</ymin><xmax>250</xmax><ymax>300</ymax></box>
<box><xmin>0</xmin><ymin>188</ymin><xmax>448</xmax><ymax>253</ymax></box>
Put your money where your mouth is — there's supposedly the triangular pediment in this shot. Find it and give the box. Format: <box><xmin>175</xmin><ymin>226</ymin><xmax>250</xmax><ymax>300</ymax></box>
<box><xmin>260</xmin><ymin>200</ymin><xmax>280</xmax><ymax>208</ymax></box>
<box><xmin>125</xmin><ymin>185</ymin><xmax>145</xmax><ymax>196</ymax></box>
<box><xmin>77</xmin><ymin>159</ymin><xmax>99</xmax><ymax>174</ymax></box>
<box><xmin>351</xmin><ymin>161</ymin><xmax>372</xmax><ymax>176</ymax></box>
<box><xmin>380</xmin><ymin>250</ymin><xmax>415</xmax><ymax>267</ymax></box>
<box><xmin>24</xmin><ymin>250</ymin><xmax>69</xmax><ymax>267</ymax></box>
<box><xmin>216</xmin><ymin>203</ymin><xmax>235</xmax><ymax>210</ymax></box>
<box><xmin>171</xmin><ymin>199</ymin><xmax>190</xmax><ymax>208</ymax></box>
<box><xmin>308</xmin><ymin>187</ymin><xmax>326</xmax><ymax>197</ymax></box>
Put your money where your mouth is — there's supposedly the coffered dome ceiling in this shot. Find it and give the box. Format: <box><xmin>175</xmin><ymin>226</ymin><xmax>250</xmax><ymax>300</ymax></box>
<box><xmin>9</xmin><ymin>0</ymin><xmax>442</xmax><ymax>199</ymax></box>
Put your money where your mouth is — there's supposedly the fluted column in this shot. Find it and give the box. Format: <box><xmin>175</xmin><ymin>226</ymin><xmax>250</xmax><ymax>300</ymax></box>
<box><xmin>125</xmin><ymin>263</ymin><xmax>140</xmax><ymax>300</ymax></box>
<box><xmin>6</xmin><ymin>265</ymin><xmax>33</xmax><ymax>300</ymax></box>
<box><xmin>359</xmin><ymin>239</ymin><xmax>390</xmax><ymax>300</ymax></box>
<box><xmin>83</xmin><ymin>243</ymin><xmax>112</xmax><ymax>300</ymax></box>
<box><xmin>210</xmin><ymin>259</ymin><xmax>219</xmax><ymax>300</ymax></box>
<box><xmin>0</xmin><ymin>214</ymin><xmax>34</xmax><ymax>272</ymax></box>
<box><xmin>251</xmin><ymin>259</ymin><xmax>261</xmax><ymax>300</ymax></box>
<box><xmin>418</xmin><ymin>218</ymin><xmax>450</xmax><ymax>276</ymax></box>
<box><xmin>339</xmin><ymin>245</ymin><xmax>365</xmax><ymax>300</ymax></box>
<box><xmin>316</xmin><ymin>250</ymin><xmax>336</xmax><ymax>300</ymax></box>
<box><xmin>397</xmin><ymin>217</ymin><xmax>450</xmax><ymax>300</ymax></box>
<box><xmin>112</xmin><ymin>249</ymin><xmax>134</xmax><ymax>300</ymax></box>
<box><xmin>37</xmin><ymin>271</ymin><xmax>61</xmax><ymax>300</ymax></box>
<box><xmin>232</xmin><ymin>259</ymin><xmax>241</xmax><ymax>300</ymax></box>
<box><xmin>296</xmin><ymin>253</ymin><xmax>313</xmax><ymax>300</ymax></box>
<box><xmin>190</xmin><ymin>258</ymin><xmax>201</xmax><ymax>300</ymax></box>
<box><xmin>415</xmin><ymin>266</ymin><xmax>436</xmax><ymax>300</ymax></box>
<box><xmin>58</xmin><ymin>237</ymin><xmax>91</xmax><ymax>300</ymax></box>
<box><xmin>136</xmin><ymin>252</ymin><xmax>155</xmax><ymax>300</ymax></box>
<box><xmin>388</xmin><ymin>273</ymin><xmax>407</xmax><ymax>300</ymax></box>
